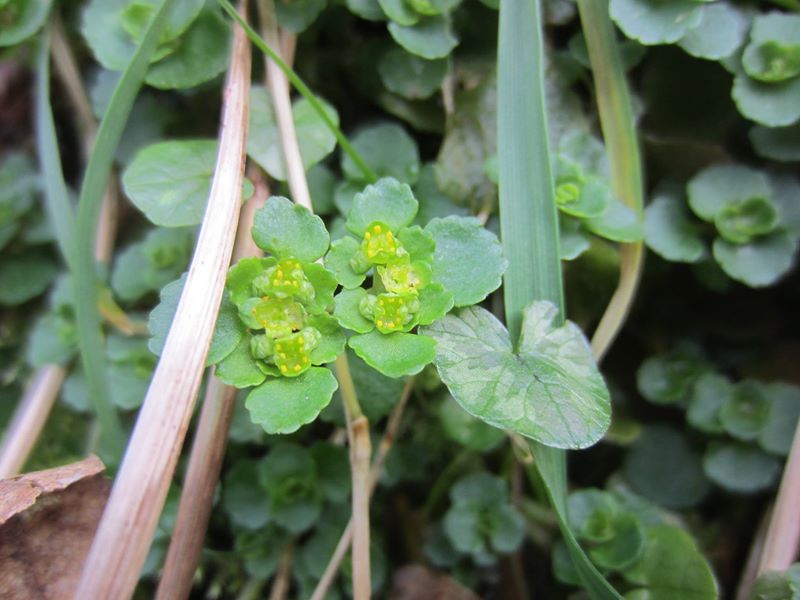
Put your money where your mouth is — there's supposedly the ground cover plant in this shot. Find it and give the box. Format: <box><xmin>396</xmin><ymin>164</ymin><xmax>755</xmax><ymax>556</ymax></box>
<box><xmin>0</xmin><ymin>0</ymin><xmax>798</xmax><ymax>598</ymax></box>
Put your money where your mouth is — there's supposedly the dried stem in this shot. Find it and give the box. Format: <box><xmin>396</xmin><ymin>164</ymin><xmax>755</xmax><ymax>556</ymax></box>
<box><xmin>334</xmin><ymin>355</ymin><xmax>372</xmax><ymax>600</ymax></box>
<box><xmin>736</xmin><ymin>508</ymin><xmax>772</xmax><ymax>600</ymax></box>
<box><xmin>0</xmin><ymin>365</ymin><xmax>66</xmax><ymax>478</ymax></box>
<box><xmin>154</xmin><ymin>375</ymin><xmax>238</xmax><ymax>600</ymax></box>
<box><xmin>257</xmin><ymin>0</ymin><xmax>311</xmax><ymax>210</ymax></box>
<box><xmin>758</xmin><ymin>420</ymin><xmax>800</xmax><ymax>573</ymax></box>
<box><xmin>73</xmin><ymin>11</ymin><xmax>251</xmax><ymax>598</ymax></box>
<box><xmin>268</xmin><ymin>542</ymin><xmax>295</xmax><ymax>600</ymax></box>
<box><xmin>309</xmin><ymin>379</ymin><xmax>415</xmax><ymax>600</ymax></box>
<box><xmin>155</xmin><ymin>170</ymin><xmax>268</xmax><ymax>600</ymax></box>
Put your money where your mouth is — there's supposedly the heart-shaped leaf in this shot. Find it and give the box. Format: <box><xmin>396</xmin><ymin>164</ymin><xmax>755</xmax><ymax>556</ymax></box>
<box><xmin>422</xmin><ymin>302</ymin><xmax>611</xmax><ymax>449</ymax></box>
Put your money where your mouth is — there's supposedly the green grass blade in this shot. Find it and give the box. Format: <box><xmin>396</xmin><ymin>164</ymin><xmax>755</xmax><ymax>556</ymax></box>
<box><xmin>577</xmin><ymin>0</ymin><xmax>645</xmax><ymax>362</ymax></box>
<box><xmin>497</xmin><ymin>0</ymin><xmax>621</xmax><ymax>597</ymax></box>
<box><xmin>35</xmin><ymin>27</ymin><xmax>76</xmax><ymax>269</ymax></box>
<box><xmin>497</xmin><ymin>0</ymin><xmax>562</xmax><ymax>339</ymax></box>
<box><xmin>217</xmin><ymin>0</ymin><xmax>377</xmax><ymax>184</ymax></box>
<box><xmin>73</xmin><ymin>0</ymin><xmax>181</xmax><ymax>462</ymax></box>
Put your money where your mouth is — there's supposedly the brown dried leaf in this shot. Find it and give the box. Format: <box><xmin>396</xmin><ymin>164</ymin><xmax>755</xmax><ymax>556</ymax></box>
<box><xmin>388</xmin><ymin>565</ymin><xmax>482</xmax><ymax>600</ymax></box>
<box><xmin>0</xmin><ymin>455</ymin><xmax>111</xmax><ymax>599</ymax></box>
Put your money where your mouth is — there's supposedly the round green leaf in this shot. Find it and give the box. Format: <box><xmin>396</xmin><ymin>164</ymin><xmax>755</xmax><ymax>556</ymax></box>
<box><xmin>378</xmin><ymin>0</ymin><xmax>419</xmax><ymax>26</ymax></box>
<box><xmin>387</xmin><ymin>15</ymin><xmax>458</xmax><ymax>60</ymax></box>
<box><xmin>609</xmin><ymin>0</ymin><xmax>704</xmax><ymax>45</ymax></box>
<box><xmin>325</xmin><ymin>236</ymin><xmax>365</xmax><ymax>289</ymax></box>
<box><xmin>687</xmin><ymin>373</ymin><xmax>731</xmax><ymax>434</ymax></box>
<box><xmin>423</xmin><ymin>303</ymin><xmax>611</xmax><ymax>450</ymax></box>
<box><xmin>636</xmin><ymin>344</ymin><xmax>709</xmax><ymax>406</ymax></box>
<box><xmin>750</xmin><ymin>122</ymin><xmax>800</xmax><ymax>162</ymax></box>
<box><xmin>227</xmin><ymin>257</ymin><xmax>275</xmax><ymax>305</ymax></box>
<box><xmin>589</xmin><ymin>513</ymin><xmax>645</xmax><ymax>572</ymax></box>
<box><xmin>307</xmin><ymin>313</ymin><xmax>346</xmax><ymax>365</ymax></box>
<box><xmin>252</xmin><ymin>196</ymin><xmax>330</xmax><ymax>262</ymax></box>
<box><xmin>301</xmin><ymin>263</ymin><xmax>337</xmax><ymax>315</ymax></box>
<box><xmin>687</xmin><ymin>164</ymin><xmax>772</xmax><ymax>222</ymax></box>
<box><xmin>123</xmin><ymin>139</ymin><xmax>218</xmax><ymax>227</ymax></box>
<box><xmin>144</xmin><ymin>10</ymin><xmax>229</xmax><ymax>89</ymax></box>
<box><xmin>214</xmin><ymin>335</ymin><xmax>267</xmax><ymax>388</ymax></box>
<box><xmin>111</xmin><ymin>227</ymin><xmax>195</xmax><ymax>302</ymax></box>
<box><xmin>559</xmin><ymin>217</ymin><xmax>591</xmax><ymax>261</ymax></box>
<box><xmin>307</xmin><ymin>164</ymin><xmax>337</xmax><ymax>214</ymax></box>
<box><xmin>333</xmin><ymin>288</ymin><xmax>375</xmax><ymax>334</ymax></box>
<box><xmin>247</xmin><ymin>88</ymin><xmax>339</xmax><ymax>181</ymax></box>
<box><xmin>713</xmin><ymin>231</ymin><xmax>796</xmax><ymax>288</ymax></box>
<box><xmin>276</xmin><ymin>0</ymin><xmax>327</xmax><ymax>33</ymax></box>
<box><xmin>425</xmin><ymin>216</ymin><xmax>506</xmax><ymax>306</ymax></box>
<box><xmin>624</xmin><ymin>426</ymin><xmax>710</xmax><ymax>509</ymax></box>
<box><xmin>0</xmin><ymin>255</ymin><xmax>56</xmax><ymax>306</ymax></box>
<box><xmin>341</xmin><ymin>122</ymin><xmax>421</xmax><ymax>184</ymax></box>
<box><xmin>345</xmin><ymin>178</ymin><xmax>419</xmax><ymax>236</ymax></box>
<box><xmin>416</xmin><ymin>283</ymin><xmax>454</xmax><ymax>325</ymax></box>
<box><xmin>310</xmin><ymin>442</ymin><xmax>351</xmax><ymax>503</ymax></box>
<box><xmin>109</xmin><ymin>363</ymin><xmax>151</xmax><ymax>410</ymax></box>
<box><xmin>644</xmin><ymin>193</ymin><xmax>706</xmax><ymax>263</ymax></box>
<box><xmin>0</xmin><ymin>0</ymin><xmax>50</xmax><ymax>47</ymax></box>
<box><xmin>378</xmin><ymin>47</ymin><xmax>449</xmax><ymax>100</ymax></box>
<box><xmin>348</xmin><ymin>330</ymin><xmax>436</xmax><ymax>378</ymax></box>
<box><xmin>223</xmin><ymin>459</ymin><xmax>271</xmax><ymax>529</ymax></box>
<box><xmin>703</xmin><ymin>443</ymin><xmax>781</xmax><ymax>493</ymax></box>
<box><xmin>732</xmin><ymin>72</ymin><xmax>800</xmax><ymax>127</ymax></box>
<box><xmin>258</xmin><ymin>443</ymin><xmax>322</xmax><ymax>533</ymax></box>
<box><xmin>719</xmin><ymin>381</ymin><xmax>772</xmax><ymax>441</ymax></box>
<box><xmin>623</xmin><ymin>525</ymin><xmax>718</xmax><ymax>600</ymax></box>
<box><xmin>438</xmin><ymin>393</ymin><xmax>505</xmax><ymax>451</ymax></box>
<box><xmin>206</xmin><ymin>294</ymin><xmax>246</xmax><ymax>365</ymax></box>
<box><xmin>245</xmin><ymin>367</ymin><xmax>339</xmax><ymax>434</ymax></box>
<box><xmin>714</xmin><ymin>196</ymin><xmax>779</xmax><ymax>244</ymax></box>
<box><xmin>678</xmin><ymin>3</ymin><xmax>748</xmax><ymax>61</ymax></box>
<box><xmin>741</xmin><ymin>13</ymin><xmax>800</xmax><ymax>83</ymax></box>
<box><xmin>345</xmin><ymin>0</ymin><xmax>385</xmax><ymax>20</ymax></box>
<box><xmin>584</xmin><ymin>199</ymin><xmax>643</xmax><ymax>243</ymax></box>
<box><xmin>758</xmin><ymin>382</ymin><xmax>800</xmax><ymax>456</ymax></box>
<box><xmin>26</xmin><ymin>313</ymin><xmax>77</xmax><ymax>368</ymax></box>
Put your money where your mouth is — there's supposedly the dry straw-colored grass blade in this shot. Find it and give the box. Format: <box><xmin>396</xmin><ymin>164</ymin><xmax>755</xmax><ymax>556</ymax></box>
<box><xmin>72</xmin><ymin>12</ymin><xmax>252</xmax><ymax>599</ymax></box>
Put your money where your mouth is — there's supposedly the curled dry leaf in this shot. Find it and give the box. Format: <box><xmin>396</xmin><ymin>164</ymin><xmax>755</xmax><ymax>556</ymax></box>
<box><xmin>0</xmin><ymin>455</ymin><xmax>110</xmax><ymax>599</ymax></box>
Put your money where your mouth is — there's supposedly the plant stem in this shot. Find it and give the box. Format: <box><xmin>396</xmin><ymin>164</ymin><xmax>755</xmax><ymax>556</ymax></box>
<box><xmin>156</xmin><ymin>168</ymin><xmax>268</xmax><ymax>600</ymax></box>
<box><xmin>334</xmin><ymin>353</ymin><xmax>371</xmax><ymax>599</ymax></box>
<box><xmin>218</xmin><ymin>0</ymin><xmax>378</xmax><ymax>184</ymax></box>
<box><xmin>309</xmin><ymin>378</ymin><xmax>415</xmax><ymax>600</ymax></box>
<box><xmin>155</xmin><ymin>375</ymin><xmax>238</xmax><ymax>600</ymax></box>
<box><xmin>758</xmin><ymin>419</ymin><xmax>800</xmax><ymax>573</ymax></box>
<box><xmin>268</xmin><ymin>542</ymin><xmax>295</xmax><ymax>600</ymax></box>
<box><xmin>577</xmin><ymin>0</ymin><xmax>645</xmax><ymax>363</ymax></box>
<box><xmin>73</xmin><ymin>9</ymin><xmax>251</xmax><ymax>597</ymax></box>
<box><xmin>0</xmin><ymin>365</ymin><xmax>66</xmax><ymax>478</ymax></box>
<box><xmin>257</xmin><ymin>0</ymin><xmax>312</xmax><ymax>210</ymax></box>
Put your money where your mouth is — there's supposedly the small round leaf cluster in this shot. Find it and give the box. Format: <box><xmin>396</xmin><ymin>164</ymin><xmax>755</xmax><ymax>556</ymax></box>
<box><xmin>227</xmin><ymin>255</ymin><xmax>336</xmax><ymax>378</ymax></box>
<box><xmin>645</xmin><ymin>164</ymin><xmax>799</xmax><ymax>288</ymax></box>
<box><xmin>326</xmin><ymin>177</ymin><xmax>507</xmax><ymax>379</ymax></box>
